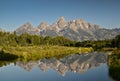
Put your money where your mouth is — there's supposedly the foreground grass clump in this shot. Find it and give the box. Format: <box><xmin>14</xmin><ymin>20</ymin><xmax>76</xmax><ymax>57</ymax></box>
<box><xmin>0</xmin><ymin>45</ymin><xmax>93</xmax><ymax>61</ymax></box>
<box><xmin>108</xmin><ymin>49</ymin><xmax>120</xmax><ymax>81</ymax></box>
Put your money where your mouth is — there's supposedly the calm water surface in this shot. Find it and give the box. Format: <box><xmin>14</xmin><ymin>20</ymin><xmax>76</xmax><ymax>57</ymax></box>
<box><xmin>0</xmin><ymin>52</ymin><xmax>115</xmax><ymax>81</ymax></box>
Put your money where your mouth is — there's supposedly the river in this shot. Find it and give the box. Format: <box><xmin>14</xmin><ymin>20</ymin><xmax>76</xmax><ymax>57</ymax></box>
<box><xmin>0</xmin><ymin>52</ymin><xmax>116</xmax><ymax>81</ymax></box>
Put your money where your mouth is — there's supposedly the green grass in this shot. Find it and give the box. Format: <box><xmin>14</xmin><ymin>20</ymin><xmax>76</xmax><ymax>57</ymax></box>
<box><xmin>0</xmin><ymin>45</ymin><xmax>93</xmax><ymax>61</ymax></box>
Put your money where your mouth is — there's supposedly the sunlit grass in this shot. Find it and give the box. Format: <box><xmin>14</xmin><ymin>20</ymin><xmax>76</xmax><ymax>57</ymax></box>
<box><xmin>0</xmin><ymin>45</ymin><xmax>93</xmax><ymax>61</ymax></box>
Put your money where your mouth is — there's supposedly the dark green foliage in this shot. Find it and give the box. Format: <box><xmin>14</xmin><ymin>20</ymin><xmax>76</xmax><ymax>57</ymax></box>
<box><xmin>0</xmin><ymin>50</ymin><xmax>18</xmax><ymax>61</ymax></box>
<box><xmin>0</xmin><ymin>31</ymin><xmax>74</xmax><ymax>46</ymax></box>
<box><xmin>75</xmin><ymin>40</ymin><xmax>112</xmax><ymax>50</ymax></box>
<box><xmin>0</xmin><ymin>31</ymin><xmax>119</xmax><ymax>49</ymax></box>
<box><xmin>109</xmin><ymin>66</ymin><xmax>120</xmax><ymax>81</ymax></box>
<box><xmin>0</xmin><ymin>32</ymin><xmax>17</xmax><ymax>46</ymax></box>
<box><xmin>108</xmin><ymin>50</ymin><xmax>120</xmax><ymax>81</ymax></box>
<box><xmin>113</xmin><ymin>35</ymin><xmax>120</xmax><ymax>48</ymax></box>
<box><xmin>75</xmin><ymin>34</ymin><xmax>120</xmax><ymax>50</ymax></box>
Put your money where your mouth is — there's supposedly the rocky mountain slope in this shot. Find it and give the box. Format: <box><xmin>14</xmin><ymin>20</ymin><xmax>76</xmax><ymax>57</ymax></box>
<box><xmin>15</xmin><ymin>17</ymin><xmax>120</xmax><ymax>41</ymax></box>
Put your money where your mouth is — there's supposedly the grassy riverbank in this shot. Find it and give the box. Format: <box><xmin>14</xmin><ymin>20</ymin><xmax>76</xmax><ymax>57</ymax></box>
<box><xmin>0</xmin><ymin>46</ymin><xmax>93</xmax><ymax>61</ymax></box>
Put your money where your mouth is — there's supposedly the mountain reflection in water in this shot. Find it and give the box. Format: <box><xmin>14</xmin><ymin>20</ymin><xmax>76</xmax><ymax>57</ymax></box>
<box><xmin>17</xmin><ymin>52</ymin><xmax>107</xmax><ymax>76</ymax></box>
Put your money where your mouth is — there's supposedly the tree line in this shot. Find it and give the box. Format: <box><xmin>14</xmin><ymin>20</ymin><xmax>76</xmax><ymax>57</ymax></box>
<box><xmin>0</xmin><ymin>32</ymin><xmax>74</xmax><ymax>46</ymax></box>
<box><xmin>75</xmin><ymin>35</ymin><xmax>120</xmax><ymax>49</ymax></box>
<box><xmin>0</xmin><ymin>31</ymin><xmax>120</xmax><ymax>49</ymax></box>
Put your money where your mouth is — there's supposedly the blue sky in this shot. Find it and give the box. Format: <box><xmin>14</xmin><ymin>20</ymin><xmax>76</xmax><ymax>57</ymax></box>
<box><xmin>0</xmin><ymin>0</ymin><xmax>120</xmax><ymax>31</ymax></box>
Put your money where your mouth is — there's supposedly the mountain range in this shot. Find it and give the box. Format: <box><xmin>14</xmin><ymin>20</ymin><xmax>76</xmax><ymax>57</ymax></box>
<box><xmin>6</xmin><ymin>17</ymin><xmax>120</xmax><ymax>41</ymax></box>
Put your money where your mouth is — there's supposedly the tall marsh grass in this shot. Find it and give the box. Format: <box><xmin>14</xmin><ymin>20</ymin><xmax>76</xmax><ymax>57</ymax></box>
<box><xmin>1</xmin><ymin>45</ymin><xmax>93</xmax><ymax>61</ymax></box>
